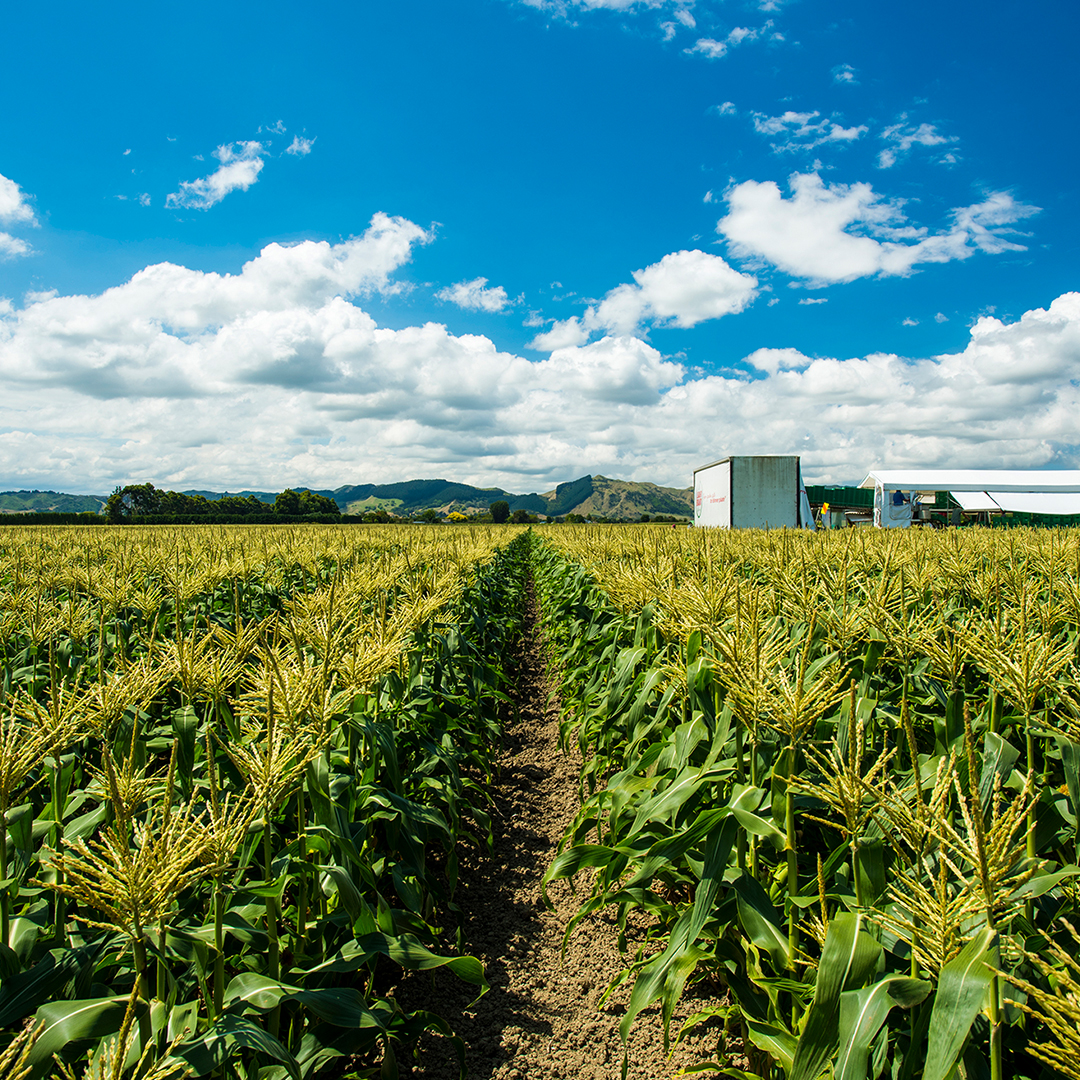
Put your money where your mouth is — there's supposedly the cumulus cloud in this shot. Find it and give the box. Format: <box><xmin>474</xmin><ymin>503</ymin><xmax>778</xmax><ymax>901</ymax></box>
<box><xmin>529</xmin><ymin>249</ymin><xmax>758</xmax><ymax>348</ymax></box>
<box><xmin>0</xmin><ymin>234</ymin><xmax>30</xmax><ymax>259</ymax></box>
<box><xmin>436</xmin><ymin>277</ymin><xmax>511</xmax><ymax>312</ymax></box>
<box><xmin>832</xmin><ymin>63</ymin><xmax>858</xmax><ymax>84</ymax></box>
<box><xmin>520</xmin><ymin>0</ymin><xmax>673</xmax><ymax>14</ymax></box>
<box><xmin>878</xmin><ymin>117</ymin><xmax>955</xmax><ymax>168</ymax></box>
<box><xmin>286</xmin><ymin>135</ymin><xmax>315</xmax><ymax>156</ymax></box>
<box><xmin>717</xmin><ymin>172</ymin><xmax>1040</xmax><ymax>285</ymax></box>
<box><xmin>0</xmin><ymin>212</ymin><xmax>433</xmax><ymax>395</ymax></box>
<box><xmin>751</xmin><ymin>110</ymin><xmax>867</xmax><ymax>152</ymax></box>
<box><xmin>166</xmin><ymin>141</ymin><xmax>268</xmax><ymax>210</ymax></box>
<box><xmin>2</xmin><ymin>246</ymin><xmax>1078</xmax><ymax>491</ymax></box>
<box><xmin>0</xmin><ymin>172</ymin><xmax>37</xmax><ymax>259</ymax></box>
<box><xmin>685</xmin><ymin>25</ymin><xmax>765</xmax><ymax>59</ymax></box>
<box><xmin>0</xmin><ymin>175</ymin><xmax>37</xmax><ymax>228</ymax></box>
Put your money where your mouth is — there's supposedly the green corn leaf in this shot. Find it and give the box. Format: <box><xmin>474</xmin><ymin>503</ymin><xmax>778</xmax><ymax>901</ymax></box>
<box><xmin>1009</xmin><ymin>864</ymin><xmax>1080</xmax><ymax>900</ymax></box>
<box><xmin>616</xmin><ymin>806</ymin><xmax>730</xmax><ymax>893</ymax></box>
<box><xmin>320</xmin><ymin>864</ymin><xmax>364</xmax><ymax>923</ymax></box>
<box><xmin>223</xmin><ymin>973</ymin><xmax>389</xmax><ymax>1028</ymax></box>
<box><xmin>733</xmin><ymin>873</ymin><xmax>790</xmax><ymax>970</ymax></box>
<box><xmin>979</xmin><ymin>732</ymin><xmax>1019</xmax><ymax>816</ymax></box>
<box><xmin>541</xmin><ymin>844</ymin><xmax>624</xmax><ymax>898</ymax></box>
<box><xmin>300</xmin><ymin>932</ymin><xmax>487</xmax><ymax>993</ymax></box>
<box><xmin>628</xmin><ymin>762</ymin><xmax>730</xmax><ymax>833</ymax></box>
<box><xmin>1056</xmin><ymin>735</ymin><xmax>1080</xmax><ymax>834</ymax></box>
<box><xmin>0</xmin><ymin>944</ymin><xmax>100</xmax><ymax>1027</ymax></box>
<box><xmin>854</xmin><ymin>838</ymin><xmax>887</xmax><ymax>906</ymax></box>
<box><xmin>171</xmin><ymin>705</ymin><xmax>198</xmax><ymax>797</ymax></box>
<box><xmin>27</xmin><ymin>996</ymin><xmax>132</xmax><ymax>1079</ymax></box>
<box><xmin>745</xmin><ymin>1019</ymin><xmax>797</xmax><ymax>1073</ymax></box>
<box><xmin>923</xmin><ymin>926</ymin><xmax>997</xmax><ymax>1080</ymax></box>
<box><xmin>619</xmin><ymin>817</ymin><xmax>737</xmax><ymax>1046</ymax></box>
<box><xmin>171</xmin><ymin>1013</ymin><xmax>304</xmax><ymax>1080</ymax></box>
<box><xmin>836</xmin><ymin>977</ymin><xmax>931</xmax><ymax>1080</ymax></box>
<box><xmin>790</xmin><ymin>912</ymin><xmax>882</xmax><ymax>1080</ymax></box>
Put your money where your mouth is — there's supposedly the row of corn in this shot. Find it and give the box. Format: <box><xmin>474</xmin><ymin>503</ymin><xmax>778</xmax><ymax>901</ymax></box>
<box><xmin>532</xmin><ymin>525</ymin><xmax>1080</xmax><ymax>1080</ymax></box>
<box><xmin>0</xmin><ymin>524</ymin><xmax>530</xmax><ymax>1080</ymax></box>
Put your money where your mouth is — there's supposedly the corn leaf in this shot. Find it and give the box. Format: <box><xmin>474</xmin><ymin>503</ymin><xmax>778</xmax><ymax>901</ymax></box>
<box><xmin>923</xmin><ymin>926</ymin><xmax>997</xmax><ymax>1080</ymax></box>
<box><xmin>835</xmin><ymin>976</ymin><xmax>931</xmax><ymax>1080</ymax></box>
<box><xmin>790</xmin><ymin>911</ymin><xmax>882</xmax><ymax>1080</ymax></box>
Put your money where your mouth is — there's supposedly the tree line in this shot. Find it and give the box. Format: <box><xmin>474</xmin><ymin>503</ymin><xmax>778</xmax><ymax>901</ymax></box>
<box><xmin>105</xmin><ymin>484</ymin><xmax>340</xmax><ymax>522</ymax></box>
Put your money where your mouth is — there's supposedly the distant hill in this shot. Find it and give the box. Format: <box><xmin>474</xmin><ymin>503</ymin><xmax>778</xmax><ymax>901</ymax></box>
<box><xmin>0</xmin><ymin>475</ymin><xmax>693</xmax><ymax>521</ymax></box>
<box><xmin>0</xmin><ymin>490</ymin><xmax>108</xmax><ymax>514</ymax></box>
<box><xmin>549</xmin><ymin>476</ymin><xmax>693</xmax><ymax>519</ymax></box>
<box><xmin>327</xmin><ymin>475</ymin><xmax>692</xmax><ymax>519</ymax></box>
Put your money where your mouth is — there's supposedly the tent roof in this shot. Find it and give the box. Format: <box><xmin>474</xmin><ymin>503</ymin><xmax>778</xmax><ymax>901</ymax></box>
<box><xmin>859</xmin><ymin>469</ymin><xmax>1080</xmax><ymax>493</ymax></box>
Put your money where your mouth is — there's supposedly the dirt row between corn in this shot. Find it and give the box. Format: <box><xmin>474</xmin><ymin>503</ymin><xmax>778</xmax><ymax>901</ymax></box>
<box><xmin>398</xmin><ymin>581</ymin><xmax>729</xmax><ymax>1079</ymax></box>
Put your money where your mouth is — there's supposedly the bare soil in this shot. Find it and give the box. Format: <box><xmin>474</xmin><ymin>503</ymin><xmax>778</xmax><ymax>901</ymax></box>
<box><xmin>398</xmin><ymin>583</ymin><xmax>729</xmax><ymax>1079</ymax></box>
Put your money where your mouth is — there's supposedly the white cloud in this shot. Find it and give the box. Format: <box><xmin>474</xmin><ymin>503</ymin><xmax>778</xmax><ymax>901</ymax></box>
<box><xmin>286</xmin><ymin>135</ymin><xmax>315</xmax><ymax>157</ymax></box>
<box><xmin>529</xmin><ymin>249</ymin><xmax>757</xmax><ymax>348</ymax></box>
<box><xmin>0</xmin><ymin>173</ymin><xmax>37</xmax><ymax>260</ymax></box>
<box><xmin>520</xmin><ymin>0</ymin><xmax>669</xmax><ymax>14</ymax></box>
<box><xmin>0</xmin><ymin>173</ymin><xmax>36</xmax><ymax>227</ymax></box>
<box><xmin>744</xmin><ymin>347</ymin><xmax>814</xmax><ymax>375</ymax></box>
<box><xmin>685</xmin><ymin>23</ymin><xmax>769</xmax><ymax>59</ymax></box>
<box><xmin>935</xmin><ymin>312</ymin><xmax>949</xmax><ymax>323</ymax></box>
<box><xmin>713</xmin><ymin>101</ymin><xmax>737</xmax><ymax>116</ymax></box>
<box><xmin>529</xmin><ymin>316</ymin><xmax>591</xmax><ymax>351</ymax></box>
<box><xmin>751</xmin><ymin>109</ymin><xmax>868</xmax><ymax>152</ymax></box>
<box><xmin>166</xmin><ymin>141</ymin><xmax>268</xmax><ymax>210</ymax></box>
<box><xmin>717</xmin><ymin>172</ymin><xmax>1040</xmax><ymax>285</ymax></box>
<box><xmin>675</xmin><ymin>8</ymin><xmax>694</xmax><ymax>26</ymax></box>
<box><xmin>832</xmin><ymin>64</ymin><xmax>857</xmax><ymax>84</ymax></box>
<box><xmin>4</xmin><ymin>244</ymin><xmax>1078</xmax><ymax>491</ymax></box>
<box><xmin>798</xmin><ymin>297</ymin><xmax>828</xmax><ymax>305</ymax></box>
<box><xmin>0</xmin><ymin>234</ymin><xmax>30</xmax><ymax>259</ymax></box>
<box><xmin>878</xmin><ymin>117</ymin><xmax>955</xmax><ymax>168</ymax></box>
<box><xmin>139</xmin><ymin>193</ymin><xmax>151</xmax><ymax>207</ymax></box>
<box><xmin>436</xmin><ymin>277</ymin><xmax>511</xmax><ymax>313</ymax></box>
<box><xmin>902</xmin><ymin>317</ymin><xmax>919</xmax><ymax>326</ymax></box>
<box><xmin>685</xmin><ymin>37</ymin><xmax>728</xmax><ymax>58</ymax></box>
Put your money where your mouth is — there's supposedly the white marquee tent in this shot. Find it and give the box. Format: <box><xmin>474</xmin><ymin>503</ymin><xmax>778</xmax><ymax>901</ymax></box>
<box><xmin>858</xmin><ymin>470</ymin><xmax>1080</xmax><ymax>527</ymax></box>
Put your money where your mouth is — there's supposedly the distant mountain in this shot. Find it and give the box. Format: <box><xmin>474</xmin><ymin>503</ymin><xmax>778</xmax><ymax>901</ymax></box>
<box><xmin>0</xmin><ymin>490</ymin><xmax>107</xmax><ymax>514</ymax></box>
<box><xmin>331</xmin><ymin>475</ymin><xmax>692</xmax><ymax>519</ymax></box>
<box><xmin>548</xmin><ymin>476</ymin><xmax>693</xmax><ymax>519</ymax></box>
<box><xmin>0</xmin><ymin>475</ymin><xmax>693</xmax><ymax>521</ymax></box>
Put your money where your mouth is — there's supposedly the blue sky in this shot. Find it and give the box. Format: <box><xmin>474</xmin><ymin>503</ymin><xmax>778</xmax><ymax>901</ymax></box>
<box><xmin>0</xmin><ymin>0</ymin><xmax>1077</xmax><ymax>492</ymax></box>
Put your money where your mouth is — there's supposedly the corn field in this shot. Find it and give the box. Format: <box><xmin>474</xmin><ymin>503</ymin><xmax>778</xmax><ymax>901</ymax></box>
<box><xmin>3</xmin><ymin>521</ymin><xmax>1080</xmax><ymax>1080</ymax></box>
<box><xmin>536</xmin><ymin>524</ymin><xmax>1080</xmax><ymax>1080</ymax></box>
<box><xmin>0</xmin><ymin>524</ymin><xmax>529</xmax><ymax>1080</ymax></box>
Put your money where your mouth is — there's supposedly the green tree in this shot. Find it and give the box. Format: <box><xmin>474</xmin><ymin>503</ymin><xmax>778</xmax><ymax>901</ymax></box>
<box><xmin>274</xmin><ymin>489</ymin><xmax>302</xmax><ymax>515</ymax></box>
<box><xmin>105</xmin><ymin>486</ymin><xmax>126</xmax><ymax>523</ymax></box>
<box><xmin>490</xmin><ymin>500</ymin><xmax>510</xmax><ymax>524</ymax></box>
<box><xmin>298</xmin><ymin>490</ymin><xmax>340</xmax><ymax>516</ymax></box>
<box><xmin>419</xmin><ymin>508</ymin><xmax>441</xmax><ymax>523</ymax></box>
<box><xmin>510</xmin><ymin>508</ymin><xmax>533</xmax><ymax>524</ymax></box>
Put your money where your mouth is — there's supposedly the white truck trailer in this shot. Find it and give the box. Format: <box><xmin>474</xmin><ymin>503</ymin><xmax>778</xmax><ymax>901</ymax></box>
<box><xmin>693</xmin><ymin>455</ymin><xmax>813</xmax><ymax>529</ymax></box>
